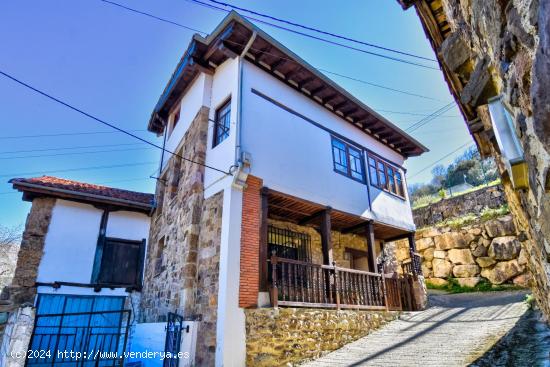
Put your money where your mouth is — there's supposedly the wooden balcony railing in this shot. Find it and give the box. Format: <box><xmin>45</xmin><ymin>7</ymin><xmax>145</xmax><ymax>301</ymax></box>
<box><xmin>269</xmin><ymin>255</ymin><xmax>415</xmax><ymax>311</ymax></box>
<box><xmin>402</xmin><ymin>252</ymin><xmax>423</xmax><ymax>277</ymax></box>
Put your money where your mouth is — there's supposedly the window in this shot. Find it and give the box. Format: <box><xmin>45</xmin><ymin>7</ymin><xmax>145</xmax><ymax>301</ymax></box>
<box><xmin>331</xmin><ymin>137</ymin><xmax>365</xmax><ymax>182</ymax></box>
<box><xmin>368</xmin><ymin>154</ymin><xmax>405</xmax><ymax>198</ymax></box>
<box><xmin>213</xmin><ymin>99</ymin><xmax>231</xmax><ymax>147</ymax></box>
<box><xmin>97</xmin><ymin>238</ymin><xmax>146</xmax><ymax>287</ymax></box>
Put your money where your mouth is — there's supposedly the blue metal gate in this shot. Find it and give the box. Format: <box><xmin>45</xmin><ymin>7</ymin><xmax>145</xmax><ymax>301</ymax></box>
<box><xmin>26</xmin><ymin>295</ymin><xmax>130</xmax><ymax>367</ymax></box>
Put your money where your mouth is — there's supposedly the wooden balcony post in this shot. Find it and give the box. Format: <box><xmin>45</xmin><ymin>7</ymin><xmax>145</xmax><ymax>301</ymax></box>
<box><xmin>381</xmin><ymin>274</ymin><xmax>389</xmax><ymax>311</ymax></box>
<box><xmin>333</xmin><ymin>262</ymin><xmax>340</xmax><ymax>310</ymax></box>
<box><xmin>365</xmin><ymin>221</ymin><xmax>377</xmax><ymax>273</ymax></box>
<box><xmin>320</xmin><ymin>208</ymin><xmax>333</xmax><ymax>265</ymax></box>
<box><xmin>259</xmin><ymin>187</ymin><xmax>269</xmax><ymax>291</ymax></box>
<box><xmin>270</xmin><ymin>254</ymin><xmax>278</xmax><ymax>308</ymax></box>
<box><xmin>407</xmin><ymin>232</ymin><xmax>418</xmax><ymax>276</ymax></box>
<box><xmin>320</xmin><ymin>208</ymin><xmax>333</xmax><ymax>299</ymax></box>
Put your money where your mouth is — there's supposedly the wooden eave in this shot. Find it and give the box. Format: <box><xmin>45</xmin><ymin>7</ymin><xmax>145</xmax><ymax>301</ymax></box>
<box><xmin>267</xmin><ymin>188</ymin><xmax>411</xmax><ymax>240</ymax></box>
<box><xmin>147</xmin><ymin>11</ymin><xmax>428</xmax><ymax>158</ymax></box>
<box><xmin>11</xmin><ymin>182</ymin><xmax>153</xmax><ymax>214</ymax></box>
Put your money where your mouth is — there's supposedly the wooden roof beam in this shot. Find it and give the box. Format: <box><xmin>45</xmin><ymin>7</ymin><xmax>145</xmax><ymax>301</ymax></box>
<box><xmin>298</xmin><ymin>207</ymin><xmax>331</xmax><ymax>226</ymax></box>
<box><xmin>270</xmin><ymin>58</ymin><xmax>287</xmax><ymax>71</ymax></box>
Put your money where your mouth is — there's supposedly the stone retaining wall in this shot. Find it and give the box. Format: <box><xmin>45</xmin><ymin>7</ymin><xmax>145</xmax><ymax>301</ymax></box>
<box><xmin>245</xmin><ymin>308</ymin><xmax>398</xmax><ymax>366</ymax></box>
<box><xmin>413</xmin><ymin>184</ymin><xmax>506</xmax><ymax>228</ymax></box>
<box><xmin>396</xmin><ymin>214</ymin><xmax>529</xmax><ymax>288</ymax></box>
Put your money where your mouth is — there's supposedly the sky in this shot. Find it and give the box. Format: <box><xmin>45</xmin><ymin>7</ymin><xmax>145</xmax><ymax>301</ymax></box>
<box><xmin>0</xmin><ymin>0</ymin><xmax>473</xmax><ymax>228</ymax></box>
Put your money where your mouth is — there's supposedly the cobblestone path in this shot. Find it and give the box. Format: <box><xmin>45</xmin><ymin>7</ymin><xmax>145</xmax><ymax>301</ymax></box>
<box><xmin>301</xmin><ymin>291</ymin><xmax>529</xmax><ymax>367</ymax></box>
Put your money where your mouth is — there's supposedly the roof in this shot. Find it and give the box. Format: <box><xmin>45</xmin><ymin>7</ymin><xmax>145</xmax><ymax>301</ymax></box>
<box><xmin>148</xmin><ymin>11</ymin><xmax>429</xmax><ymax>158</ymax></box>
<box><xmin>10</xmin><ymin>176</ymin><xmax>154</xmax><ymax>212</ymax></box>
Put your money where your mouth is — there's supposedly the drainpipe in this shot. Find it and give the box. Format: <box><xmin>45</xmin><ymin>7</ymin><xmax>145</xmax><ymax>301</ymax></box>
<box><xmin>232</xmin><ymin>31</ymin><xmax>257</xmax><ymax>190</ymax></box>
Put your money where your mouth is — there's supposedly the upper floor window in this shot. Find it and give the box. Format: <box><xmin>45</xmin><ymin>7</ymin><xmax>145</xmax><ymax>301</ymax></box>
<box><xmin>95</xmin><ymin>237</ymin><xmax>146</xmax><ymax>288</ymax></box>
<box><xmin>368</xmin><ymin>155</ymin><xmax>405</xmax><ymax>198</ymax></box>
<box><xmin>331</xmin><ymin>137</ymin><xmax>365</xmax><ymax>182</ymax></box>
<box><xmin>213</xmin><ymin>99</ymin><xmax>231</xmax><ymax>147</ymax></box>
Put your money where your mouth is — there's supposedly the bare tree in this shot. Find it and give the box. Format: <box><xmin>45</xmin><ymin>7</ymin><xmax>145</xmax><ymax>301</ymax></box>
<box><xmin>0</xmin><ymin>224</ymin><xmax>22</xmax><ymax>246</ymax></box>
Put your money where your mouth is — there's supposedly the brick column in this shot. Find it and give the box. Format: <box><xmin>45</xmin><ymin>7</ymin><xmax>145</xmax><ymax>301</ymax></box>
<box><xmin>238</xmin><ymin>176</ymin><xmax>263</xmax><ymax>308</ymax></box>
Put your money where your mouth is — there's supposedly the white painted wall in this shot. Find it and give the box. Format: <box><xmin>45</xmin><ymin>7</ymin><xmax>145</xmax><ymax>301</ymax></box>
<box><xmin>163</xmin><ymin>73</ymin><xmax>212</xmax><ymax>171</ymax></box>
<box><xmin>215</xmin><ymin>186</ymin><xmax>246</xmax><ymax>367</ymax></box>
<box><xmin>240</xmin><ymin>60</ymin><xmax>415</xmax><ymax>230</ymax></box>
<box><xmin>204</xmin><ymin>57</ymin><xmax>240</xmax><ymax>192</ymax></box>
<box><xmin>37</xmin><ymin>199</ymin><xmax>150</xmax><ymax>297</ymax></box>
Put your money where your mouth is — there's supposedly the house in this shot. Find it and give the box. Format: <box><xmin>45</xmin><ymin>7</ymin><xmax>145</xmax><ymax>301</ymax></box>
<box><xmin>140</xmin><ymin>11</ymin><xmax>428</xmax><ymax>367</ymax></box>
<box><xmin>1</xmin><ymin>176</ymin><xmax>152</xmax><ymax>367</ymax></box>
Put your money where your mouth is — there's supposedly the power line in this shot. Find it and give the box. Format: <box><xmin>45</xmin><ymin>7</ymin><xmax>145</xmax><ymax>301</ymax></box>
<box><xmin>184</xmin><ymin>0</ymin><xmax>440</xmax><ymax>71</ymax></box>
<box><xmin>100</xmin><ymin>0</ymin><xmax>207</xmax><ymax>34</ymax></box>
<box><xmin>203</xmin><ymin>0</ymin><xmax>437</xmax><ymax>62</ymax></box>
<box><xmin>0</xmin><ymin>129</ymin><xmax>147</xmax><ymax>140</ymax></box>
<box><xmin>408</xmin><ymin>141</ymin><xmax>474</xmax><ymax>179</ymax></box>
<box><xmin>0</xmin><ymin>142</ymin><xmax>144</xmax><ymax>155</ymax></box>
<box><xmin>97</xmin><ymin>0</ymin><xmax>444</xmax><ymax>101</ymax></box>
<box><xmin>0</xmin><ymin>161</ymin><xmax>157</xmax><ymax>178</ymax></box>
<box><xmin>0</xmin><ymin>146</ymin><xmax>154</xmax><ymax>160</ymax></box>
<box><xmin>405</xmin><ymin>102</ymin><xmax>456</xmax><ymax>132</ymax></box>
<box><xmin>0</xmin><ymin>69</ymin><xmax>232</xmax><ymax>176</ymax></box>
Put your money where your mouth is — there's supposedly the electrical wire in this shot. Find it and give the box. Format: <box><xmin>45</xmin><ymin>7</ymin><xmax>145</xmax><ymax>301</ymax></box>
<box><xmin>0</xmin><ymin>161</ymin><xmax>157</xmax><ymax>178</ymax></box>
<box><xmin>0</xmin><ymin>142</ymin><xmax>144</xmax><ymax>155</ymax></box>
<box><xmin>0</xmin><ymin>69</ymin><xmax>232</xmax><ymax>176</ymax></box>
<box><xmin>203</xmin><ymin>0</ymin><xmax>437</xmax><ymax>62</ymax></box>
<box><xmin>0</xmin><ymin>129</ymin><xmax>147</xmax><ymax>140</ymax></box>
<box><xmin>405</xmin><ymin>102</ymin><xmax>456</xmax><ymax>132</ymax></box>
<box><xmin>408</xmin><ymin>141</ymin><xmax>474</xmax><ymax>179</ymax></box>
<box><xmin>0</xmin><ymin>146</ymin><xmax>154</xmax><ymax>160</ymax></box>
<box><xmin>97</xmin><ymin>0</ymin><xmax>445</xmax><ymax>101</ymax></box>
<box><xmin>184</xmin><ymin>0</ymin><xmax>440</xmax><ymax>70</ymax></box>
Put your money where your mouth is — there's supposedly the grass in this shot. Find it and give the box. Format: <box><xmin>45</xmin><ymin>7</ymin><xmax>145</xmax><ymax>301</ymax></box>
<box><xmin>427</xmin><ymin>277</ymin><xmax>523</xmax><ymax>294</ymax></box>
<box><xmin>524</xmin><ymin>294</ymin><xmax>536</xmax><ymax>309</ymax></box>
<box><xmin>434</xmin><ymin>204</ymin><xmax>510</xmax><ymax>230</ymax></box>
<box><xmin>412</xmin><ymin>179</ymin><xmax>501</xmax><ymax>210</ymax></box>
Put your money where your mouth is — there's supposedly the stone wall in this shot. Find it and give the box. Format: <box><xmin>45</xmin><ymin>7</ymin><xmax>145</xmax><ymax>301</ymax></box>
<box><xmin>141</xmin><ymin>106</ymin><xmax>224</xmax><ymax>366</ymax></box>
<box><xmin>396</xmin><ymin>214</ymin><xmax>529</xmax><ymax>288</ymax></box>
<box><xmin>400</xmin><ymin>0</ymin><xmax>550</xmax><ymax>320</ymax></box>
<box><xmin>0</xmin><ymin>306</ymin><xmax>35</xmax><ymax>367</ymax></box>
<box><xmin>0</xmin><ymin>197</ymin><xmax>55</xmax><ymax>342</ymax></box>
<box><xmin>245</xmin><ymin>308</ymin><xmax>398</xmax><ymax>366</ymax></box>
<box><xmin>413</xmin><ymin>184</ymin><xmax>506</xmax><ymax>227</ymax></box>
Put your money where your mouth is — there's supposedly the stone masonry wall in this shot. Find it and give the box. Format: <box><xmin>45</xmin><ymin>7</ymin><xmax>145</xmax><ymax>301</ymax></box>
<box><xmin>396</xmin><ymin>214</ymin><xmax>529</xmax><ymax>288</ymax></box>
<box><xmin>141</xmin><ymin>106</ymin><xmax>209</xmax><ymax>321</ymax></box>
<box><xmin>414</xmin><ymin>184</ymin><xmax>506</xmax><ymax>227</ymax></box>
<box><xmin>0</xmin><ymin>197</ymin><xmax>55</xmax><ymax>342</ymax></box>
<box><xmin>245</xmin><ymin>308</ymin><xmax>398</xmax><ymax>366</ymax></box>
<box><xmin>402</xmin><ymin>0</ymin><xmax>550</xmax><ymax>320</ymax></box>
<box><xmin>141</xmin><ymin>106</ymin><xmax>225</xmax><ymax>366</ymax></box>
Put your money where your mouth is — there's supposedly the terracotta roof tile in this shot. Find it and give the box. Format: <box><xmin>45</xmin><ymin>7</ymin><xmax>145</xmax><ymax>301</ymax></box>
<box><xmin>9</xmin><ymin>176</ymin><xmax>154</xmax><ymax>206</ymax></box>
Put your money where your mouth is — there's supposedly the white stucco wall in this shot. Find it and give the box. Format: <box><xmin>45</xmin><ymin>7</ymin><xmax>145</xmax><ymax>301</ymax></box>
<box><xmin>163</xmin><ymin>73</ymin><xmax>212</xmax><ymax>170</ymax></box>
<box><xmin>36</xmin><ymin>199</ymin><xmax>150</xmax><ymax>297</ymax></box>
<box><xmin>204</xmin><ymin>57</ymin><xmax>239</xmax><ymax>192</ymax></box>
<box><xmin>240</xmin><ymin>60</ymin><xmax>415</xmax><ymax>230</ymax></box>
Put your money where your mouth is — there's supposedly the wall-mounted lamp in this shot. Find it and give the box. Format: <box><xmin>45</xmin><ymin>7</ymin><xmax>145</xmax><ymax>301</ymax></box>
<box><xmin>487</xmin><ymin>96</ymin><xmax>528</xmax><ymax>190</ymax></box>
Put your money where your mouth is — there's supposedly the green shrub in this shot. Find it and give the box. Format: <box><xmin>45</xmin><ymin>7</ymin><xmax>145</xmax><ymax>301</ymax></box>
<box><xmin>426</xmin><ymin>277</ymin><xmax>522</xmax><ymax>294</ymax></box>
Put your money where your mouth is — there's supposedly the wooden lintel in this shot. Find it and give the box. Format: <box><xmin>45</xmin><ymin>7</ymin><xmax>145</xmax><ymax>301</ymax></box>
<box><xmin>341</xmin><ymin>221</ymin><xmax>369</xmax><ymax>234</ymax></box>
<box><xmin>298</xmin><ymin>208</ymin><xmax>329</xmax><ymax>226</ymax></box>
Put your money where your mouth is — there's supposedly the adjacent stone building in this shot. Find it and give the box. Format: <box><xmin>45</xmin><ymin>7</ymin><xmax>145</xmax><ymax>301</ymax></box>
<box><xmin>398</xmin><ymin>0</ymin><xmax>550</xmax><ymax>319</ymax></box>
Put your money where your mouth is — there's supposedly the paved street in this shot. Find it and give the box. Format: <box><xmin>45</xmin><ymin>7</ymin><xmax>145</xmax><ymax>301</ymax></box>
<box><xmin>301</xmin><ymin>291</ymin><xmax>529</xmax><ymax>367</ymax></box>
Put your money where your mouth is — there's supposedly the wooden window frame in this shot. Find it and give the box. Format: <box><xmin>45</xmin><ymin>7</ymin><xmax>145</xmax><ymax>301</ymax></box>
<box><xmin>169</xmin><ymin>106</ymin><xmax>181</xmax><ymax>137</ymax></box>
<box><xmin>213</xmin><ymin>98</ymin><xmax>231</xmax><ymax>147</ymax></box>
<box><xmin>367</xmin><ymin>154</ymin><xmax>405</xmax><ymax>199</ymax></box>
<box><xmin>331</xmin><ymin>137</ymin><xmax>366</xmax><ymax>184</ymax></box>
